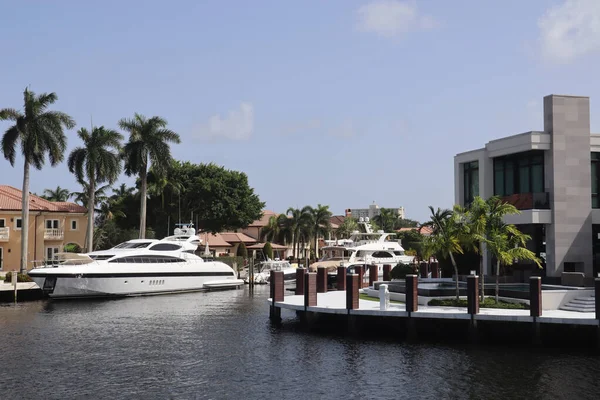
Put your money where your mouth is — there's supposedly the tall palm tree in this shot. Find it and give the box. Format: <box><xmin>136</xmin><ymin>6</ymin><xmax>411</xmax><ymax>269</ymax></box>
<box><xmin>68</xmin><ymin>126</ymin><xmax>123</xmax><ymax>252</ymax></box>
<box><xmin>424</xmin><ymin>205</ymin><xmax>466</xmax><ymax>301</ymax></box>
<box><xmin>286</xmin><ymin>206</ymin><xmax>313</xmax><ymax>259</ymax></box>
<box><xmin>260</xmin><ymin>215</ymin><xmax>281</xmax><ymax>243</ymax></box>
<box><xmin>119</xmin><ymin>113</ymin><xmax>180</xmax><ymax>238</ymax></box>
<box><xmin>335</xmin><ymin>217</ymin><xmax>358</xmax><ymax>239</ymax></box>
<box><xmin>112</xmin><ymin>183</ymin><xmax>135</xmax><ymax>198</ymax></box>
<box><xmin>42</xmin><ymin>186</ymin><xmax>70</xmax><ymax>202</ymax></box>
<box><xmin>486</xmin><ymin>222</ymin><xmax>541</xmax><ymax>302</ymax></box>
<box><xmin>70</xmin><ymin>182</ymin><xmax>111</xmax><ymax>210</ymax></box>
<box><xmin>309</xmin><ymin>204</ymin><xmax>332</xmax><ymax>259</ymax></box>
<box><xmin>0</xmin><ymin>88</ymin><xmax>75</xmax><ymax>272</ymax></box>
<box><xmin>468</xmin><ymin>196</ymin><xmax>523</xmax><ymax>300</ymax></box>
<box><xmin>373</xmin><ymin>208</ymin><xmax>397</xmax><ymax>233</ymax></box>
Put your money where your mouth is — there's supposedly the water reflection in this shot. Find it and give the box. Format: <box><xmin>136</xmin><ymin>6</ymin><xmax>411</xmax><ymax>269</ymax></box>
<box><xmin>0</xmin><ymin>286</ymin><xmax>599</xmax><ymax>399</ymax></box>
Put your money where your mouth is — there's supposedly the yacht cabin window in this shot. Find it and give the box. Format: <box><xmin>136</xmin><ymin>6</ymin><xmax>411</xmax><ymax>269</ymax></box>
<box><xmin>371</xmin><ymin>251</ymin><xmax>394</xmax><ymax>258</ymax></box>
<box><xmin>109</xmin><ymin>255</ymin><xmax>185</xmax><ymax>263</ymax></box>
<box><xmin>113</xmin><ymin>241</ymin><xmax>154</xmax><ymax>249</ymax></box>
<box><xmin>149</xmin><ymin>243</ymin><xmax>182</xmax><ymax>251</ymax></box>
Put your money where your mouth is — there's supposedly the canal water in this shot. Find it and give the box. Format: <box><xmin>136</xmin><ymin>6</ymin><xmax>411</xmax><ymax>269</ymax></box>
<box><xmin>1</xmin><ymin>286</ymin><xmax>599</xmax><ymax>399</ymax></box>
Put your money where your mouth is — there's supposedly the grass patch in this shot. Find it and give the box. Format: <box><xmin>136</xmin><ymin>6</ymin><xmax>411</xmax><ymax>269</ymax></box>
<box><xmin>359</xmin><ymin>293</ymin><xmax>403</xmax><ymax>304</ymax></box>
<box><xmin>428</xmin><ymin>297</ymin><xmax>528</xmax><ymax>310</ymax></box>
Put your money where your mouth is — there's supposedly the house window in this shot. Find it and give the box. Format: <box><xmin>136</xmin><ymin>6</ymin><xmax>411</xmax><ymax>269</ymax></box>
<box><xmin>463</xmin><ymin>161</ymin><xmax>479</xmax><ymax>206</ymax></box>
<box><xmin>494</xmin><ymin>151</ymin><xmax>544</xmax><ymax>196</ymax></box>
<box><xmin>592</xmin><ymin>153</ymin><xmax>600</xmax><ymax>208</ymax></box>
<box><xmin>71</xmin><ymin>220</ymin><xmax>78</xmax><ymax>230</ymax></box>
<box><xmin>46</xmin><ymin>247</ymin><xmax>60</xmax><ymax>261</ymax></box>
<box><xmin>45</xmin><ymin>219</ymin><xmax>59</xmax><ymax>229</ymax></box>
<box><xmin>15</xmin><ymin>218</ymin><xmax>22</xmax><ymax>230</ymax></box>
<box><xmin>0</xmin><ymin>219</ymin><xmax>5</xmax><ymax>228</ymax></box>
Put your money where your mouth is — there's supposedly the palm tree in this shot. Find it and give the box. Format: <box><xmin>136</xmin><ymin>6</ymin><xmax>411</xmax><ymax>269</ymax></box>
<box><xmin>309</xmin><ymin>204</ymin><xmax>332</xmax><ymax>259</ymax></box>
<box><xmin>112</xmin><ymin>183</ymin><xmax>135</xmax><ymax>198</ymax></box>
<box><xmin>119</xmin><ymin>114</ymin><xmax>180</xmax><ymax>238</ymax></box>
<box><xmin>373</xmin><ymin>208</ymin><xmax>397</xmax><ymax>233</ymax></box>
<box><xmin>70</xmin><ymin>182</ymin><xmax>111</xmax><ymax>210</ymax></box>
<box><xmin>483</xmin><ymin>217</ymin><xmax>541</xmax><ymax>303</ymax></box>
<box><xmin>0</xmin><ymin>88</ymin><xmax>75</xmax><ymax>272</ymax></box>
<box><xmin>260</xmin><ymin>215</ymin><xmax>281</xmax><ymax>243</ymax></box>
<box><xmin>286</xmin><ymin>206</ymin><xmax>313</xmax><ymax>259</ymax></box>
<box><xmin>68</xmin><ymin>126</ymin><xmax>123</xmax><ymax>252</ymax></box>
<box><xmin>424</xmin><ymin>205</ymin><xmax>466</xmax><ymax>301</ymax></box>
<box><xmin>335</xmin><ymin>217</ymin><xmax>358</xmax><ymax>239</ymax></box>
<box><xmin>468</xmin><ymin>196</ymin><xmax>523</xmax><ymax>300</ymax></box>
<box><xmin>42</xmin><ymin>186</ymin><xmax>70</xmax><ymax>201</ymax></box>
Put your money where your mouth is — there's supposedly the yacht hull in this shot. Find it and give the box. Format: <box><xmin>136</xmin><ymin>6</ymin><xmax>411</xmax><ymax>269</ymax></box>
<box><xmin>29</xmin><ymin>271</ymin><xmax>243</xmax><ymax>299</ymax></box>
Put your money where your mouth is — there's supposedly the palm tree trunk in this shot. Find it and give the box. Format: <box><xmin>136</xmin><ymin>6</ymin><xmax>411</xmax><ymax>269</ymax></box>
<box><xmin>495</xmin><ymin>260</ymin><xmax>500</xmax><ymax>303</ymax></box>
<box><xmin>449</xmin><ymin>251</ymin><xmax>459</xmax><ymax>302</ymax></box>
<box><xmin>86</xmin><ymin>177</ymin><xmax>95</xmax><ymax>252</ymax></box>
<box><xmin>139</xmin><ymin>166</ymin><xmax>147</xmax><ymax>239</ymax></box>
<box><xmin>479</xmin><ymin>242</ymin><xmax>485</xmax><ymax>301</ymax></box>
<box><xmin>20</xmin><ymin>161</ymin><xmax>30</xmax><ymax>273</ymax></box>
<box><xmin>314</xmin><ymin>231</ymin><xmax>319</xmax><ymax>260</ymax></box>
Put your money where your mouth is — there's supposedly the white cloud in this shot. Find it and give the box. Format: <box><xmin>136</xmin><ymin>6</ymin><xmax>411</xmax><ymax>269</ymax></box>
<box><xmin>194</xmin><ymin>103</ymin><xmax>254</xmax><ymax>141</ymax></box>
<box><xmin>356</xmin><ymin>0</ymin><xmax>437</xmax><ymax>38</ymax></box>
<box><xmin>538</xmin><ymin>0</ymin><xmax>600</xmax><ymax>63</ymax></box>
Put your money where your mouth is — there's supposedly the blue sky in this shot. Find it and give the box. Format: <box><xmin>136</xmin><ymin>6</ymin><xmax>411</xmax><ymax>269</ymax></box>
<box><xmin>1</xmin><ymin>0</ymin><xmax>600</xmax><ymax>222</ymax></box>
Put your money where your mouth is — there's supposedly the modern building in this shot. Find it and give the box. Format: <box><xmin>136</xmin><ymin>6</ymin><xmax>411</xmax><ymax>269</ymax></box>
<box><xmin>345</xmin><ymin>203</ymin><xmax>406</xmax><ymax>220</ymax></box>
<box><xmin>454</xmin><ymin>94</ymin><xmax>598</xmax><ymax>281</ymax></box>
<box><xmin>0</xmin><ymin>185</ymin><xmax>88</xmax><ymax>271</ymax></box>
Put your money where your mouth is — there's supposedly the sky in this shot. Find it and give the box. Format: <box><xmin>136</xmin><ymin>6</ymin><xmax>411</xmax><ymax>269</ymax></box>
<box><xmin>1</xmin><ymin>0</ymin><xmax>600</xmax><ymax>222</ymax></box>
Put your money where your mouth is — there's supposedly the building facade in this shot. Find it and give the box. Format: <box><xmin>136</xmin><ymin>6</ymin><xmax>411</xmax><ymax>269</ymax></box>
<box><xmin>345</xmin><ymin>204</ymin><xmax>406</xmax><ymax>220</ymax></box>
<box><xmin>454</xmin><ymin>94</ymin><xmax>598</xmax><ymax>280</ymax></box>
<box><xmin>0</xmin><ymin>185</ymin><xmax>88</xmax><ymax>271</ymax></box>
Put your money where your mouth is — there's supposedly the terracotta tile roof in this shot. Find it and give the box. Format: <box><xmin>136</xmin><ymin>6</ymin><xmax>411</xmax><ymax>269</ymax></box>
<box><xmin>220</xmin><ymin>232</ymin><xmax>257</xmax><ymax>244</ymax></box>
<box><xmin>0</xmin><ymin>185</ymin><xmax>87</xmax><ymax>213</ymax></box>
<box><xmin>198</xmin><ymin>233</ymin><xmax>233</xmax><ymax>247</ymax></box>
<box><xmin>248</xmin><ymin>210</ymin><xmax>279</xmax><ymax>227</ymax></box>
<box><xmin>396</xmin><ymin>226</ymin><xmax>433</xmax><ymax>236</ymax></box>
<box><xmin>246</xmin><ymin>242</ymin><xmax>288</xmax><ymax>250</ymax></box>
<box><xmin>330</xmin><ymin>215</ymin><xmax>346</xmax><ymax>226</ymax></box>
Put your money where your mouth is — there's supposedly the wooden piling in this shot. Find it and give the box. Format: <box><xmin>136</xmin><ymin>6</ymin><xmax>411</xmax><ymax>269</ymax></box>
<box><xmin>317</xmin><ymin>267</ymin><xmax>327</xmax><ymax>293</ymax></box>
<box><xmin>467</xmin><ymin>275</ymin><xmax>479</xmax><ymax>315</ymax></box>
<box><xmin>304</xmin><ymin>273</ymin><xmax>317</xmax><ymax>308</ymax></box>
<box><xmin>337</xmin><ymin>266</ymin><xmax>347</xmax><ymax>291</ymax></box>
<box><xmin>295</xmin><ymin>268</ymin><xmax>306</xmax><ymax>295</ymax></box>
<box><xmin>431</xmin><ymin>262</ymin><xmax>439</xmax><ymax>278</ymax></box>
<box><xmin>12</xmin><ymin>271</ymin><xmax>18</xmax><ymax>303</ymax></box>
<box><xmin>530</xmin><ymin>276</ymin><xmax>542</xmax><ymax>317</ymax></box>
<box><xmin>269</xmin><ymin>270</ymin><xmax>284</xmax><ymax>321</ymax></box>
<box><xmin>406</xmin><ymin>274</ymin><xmax>418</xmax><ymax>313</ymax></box>
<box><xmin>419</xmin><ymin>262</ymin><xmax>428</xmax><ymax>279</ymax></box>
<box><xmin>369</xmin><ymin>264</ymin><xmax>378</xmax><ymax>287</ymax></box>
<box><xmin>346</xmin><ymin>274</ymin><xmax>359</xmax><ymax>310</ymax></box>
<box><xmin>383</xmin><ymin>264</ymin><xmax>392</xmax><ymax>281</ymax></box>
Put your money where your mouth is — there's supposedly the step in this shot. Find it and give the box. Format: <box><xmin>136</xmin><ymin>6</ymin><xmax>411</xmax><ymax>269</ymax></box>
<box><xmin>559</xmin><ymin>305</ymin><xmax>595</xmax><ymax>313</ymax></box>
<box><xmin>570</xmin><ymin>298</ymin><xmax>596</xmax><ymax>305</ymax></box>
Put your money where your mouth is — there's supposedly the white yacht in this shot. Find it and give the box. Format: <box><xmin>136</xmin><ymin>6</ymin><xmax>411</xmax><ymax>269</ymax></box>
<box><xmin>28</xmin><ymin>224</ymin><xmax>243</xmax><ymax>299</ymax></box>
<box><xmin>309</xmin><ymin>218</ymin><xmax>414</xmax><ymax>278</ymax></box>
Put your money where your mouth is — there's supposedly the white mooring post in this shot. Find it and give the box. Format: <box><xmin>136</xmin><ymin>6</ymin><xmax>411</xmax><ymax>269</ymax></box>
<box><xmin>12</xmin><ymin>271</ymin><xmax>18</xmax><ymax>303</ymax></box>
<box><xmin>380</xmin><ymin>284</ymin><xmax>389</xmax><ymax>310</ymax></box>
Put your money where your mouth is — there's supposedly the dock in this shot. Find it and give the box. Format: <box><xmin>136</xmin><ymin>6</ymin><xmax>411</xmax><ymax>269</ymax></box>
<box><xmin>268</xmin><ymin>267</ymin><xmax>600</xmax><ymax>348</ymax></box>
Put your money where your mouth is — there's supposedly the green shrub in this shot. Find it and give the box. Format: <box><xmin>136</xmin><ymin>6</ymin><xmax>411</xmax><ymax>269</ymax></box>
<box><xmin>263</xmin><ymin>242</ymin><xmax>273</xmax><ymax>260</ymax></box>
<box><xmin>390</xmin><ymin>262</ymin><xmax>418</xmax><ymax>279</ymax></box>
<box><xmin>428</xmin><ymin>297</ymin><xmax>528</xmax><ymax>309</ymax></box>
<box><xmin>64</xmin><ymin>243</ymin><xmax>82</xmax><ymax>253</ymax></box>
<box><xmin>3</xmin><ymin>272</ymin><xmax>33</xmax><ymax>283</ymax></box>
<box><xmin>237</xmin><ymin>242</ymin><xmax>248</xmax><ymax>259</ymax></box>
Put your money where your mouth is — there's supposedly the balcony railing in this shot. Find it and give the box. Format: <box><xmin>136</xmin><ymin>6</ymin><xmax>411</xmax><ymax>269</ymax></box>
<box><xmin>501</xmin><ymin>192</ymin><xmax>550</xmax><ymax>210</ymax></box>
<box><xmin>44</xmin><ymin>228</ymin><xmax>64</xmax><ymax>240</ymax></box>
<box><xmin>0</xmin><ymin>227</ymin><xmax>9</xmax><ymax>241</ymax></box>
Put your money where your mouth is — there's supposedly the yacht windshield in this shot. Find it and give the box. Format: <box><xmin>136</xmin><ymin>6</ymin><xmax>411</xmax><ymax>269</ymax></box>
<box><xmin>113</xmin><ymin>241</ymin><xmax>154</xmax><ymax>249</ymax></box>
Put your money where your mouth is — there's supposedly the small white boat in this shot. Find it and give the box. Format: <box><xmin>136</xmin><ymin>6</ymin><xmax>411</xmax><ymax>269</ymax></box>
<box><xmin>28</xmin><ymin>224</ymin><xmax>243</xmax><ymax>299</ymax></box>
<box><xmin>241</xmin><ymin>259</ymin><xmax>297</xmax><ymax>284</ymax></box>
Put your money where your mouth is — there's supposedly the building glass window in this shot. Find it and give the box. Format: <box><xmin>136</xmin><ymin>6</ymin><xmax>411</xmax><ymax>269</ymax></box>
<box><xmin>493</xmin><ymin>151</ymin><xmax>544</xmax><ymax>196</ymax></box>
<box><xmin>15</xmin><ymin>218</ymin><xmax>22</xmax><ymax>230</ymax></box>
<box><xmin>71</xmin><ymin>220</ymin><xmax>77</xmax><ymax>230</ymax></box>
<box><xmin>463</xmin><ymin>161</ymin><xmax>479</xmax><ymax>206</ymax></box>
<box><xmin>592</xmin><ymin>153</ymin><xmax>600</xmax><ymax>208</ymax></box>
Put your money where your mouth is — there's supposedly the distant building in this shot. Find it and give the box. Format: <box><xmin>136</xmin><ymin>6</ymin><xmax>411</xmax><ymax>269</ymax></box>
<box><xmin>345</xmin><ymin>203</ymin><xmax>405</xmax><ymax>220</ymax></box>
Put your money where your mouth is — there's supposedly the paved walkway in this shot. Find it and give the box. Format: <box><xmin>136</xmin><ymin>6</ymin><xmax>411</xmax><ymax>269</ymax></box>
<box><xmin>271</xmin><ymin>291</ymin><xmax>599</xmax><ymax>326</ymax></box>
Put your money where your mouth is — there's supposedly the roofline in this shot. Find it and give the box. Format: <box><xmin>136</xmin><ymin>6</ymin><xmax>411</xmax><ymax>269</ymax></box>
<box><xmin>486</xmin><ymin>130</ymin><xmax>544</xmax><ymax>144</ymax></box>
